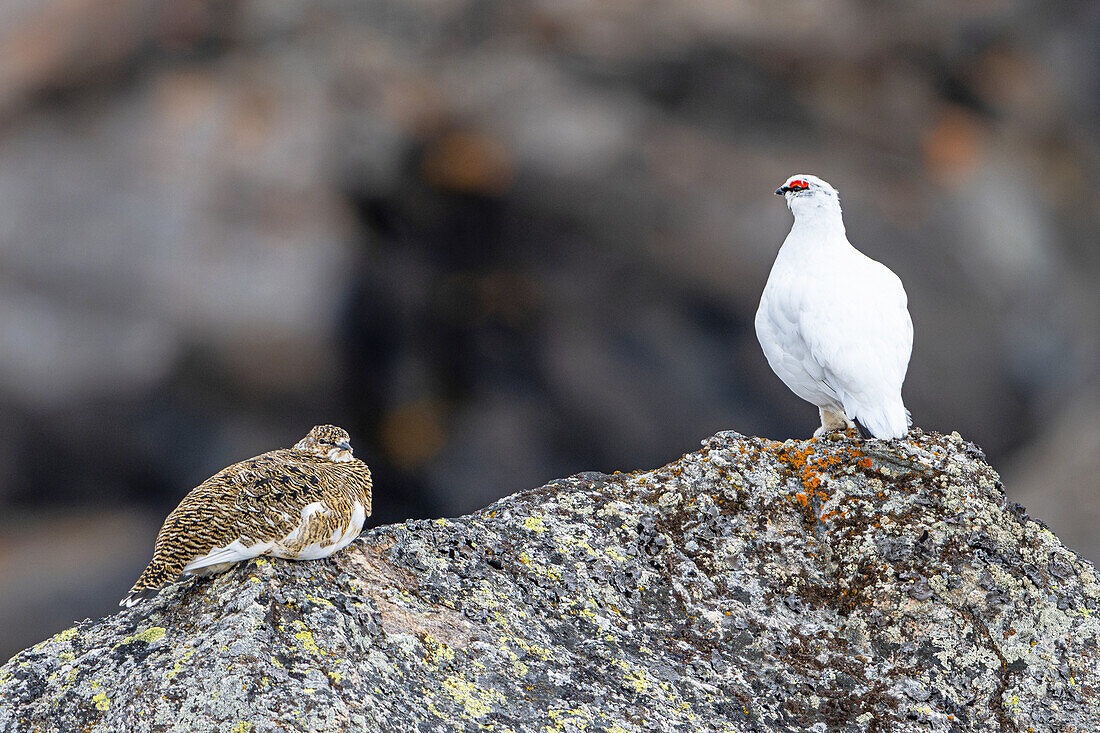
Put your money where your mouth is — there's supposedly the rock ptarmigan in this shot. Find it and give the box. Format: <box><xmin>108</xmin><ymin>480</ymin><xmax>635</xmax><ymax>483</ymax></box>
<box><xmin>755</xmin><ymin>174</ymin><xmax>913</xmax><ymax>440</ymax></box>
<box><xmin>122</xmin><ymin>425</ymin><xmax>372</xmax><ymax>606</ymax></box>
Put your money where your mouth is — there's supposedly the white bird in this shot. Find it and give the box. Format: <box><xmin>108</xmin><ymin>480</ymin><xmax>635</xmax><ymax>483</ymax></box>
<box><xmin>755</xmin><ymin>174</ymin><xmax>913</xmax><ymax>440</ymax></box>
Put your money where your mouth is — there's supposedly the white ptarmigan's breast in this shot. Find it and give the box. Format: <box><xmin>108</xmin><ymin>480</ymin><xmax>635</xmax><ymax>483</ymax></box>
<box><xmin>756</xmin><ymin>174</ymin><xmax>913</xmax><ymax>440</ymax></box>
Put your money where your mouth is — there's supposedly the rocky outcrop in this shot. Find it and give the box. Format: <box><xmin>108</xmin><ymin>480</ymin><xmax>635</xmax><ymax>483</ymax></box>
<box><xmin>2</xmin><ymin>430</ymin><xmax>1098</xmax><ymax>732</ymax></box>
<box><xmin>4</xmin><ymin>0</ymin><xmax>1100</xmax><ymax>664</ymax></box>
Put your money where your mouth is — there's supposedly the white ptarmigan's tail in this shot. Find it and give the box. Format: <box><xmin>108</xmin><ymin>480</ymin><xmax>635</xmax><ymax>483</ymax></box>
<box><xmin>852</xmin><ymin>399</ymin><xmax>911</xmax><ymax>440</ymax></box>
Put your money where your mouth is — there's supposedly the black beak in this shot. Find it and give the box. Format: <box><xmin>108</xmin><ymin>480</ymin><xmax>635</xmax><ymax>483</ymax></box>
<box><xmin>336</xmin><ymin>440</ymin><xmax>352</xmax><ymax>451</ymax></box>
<box><xmin>775</xmin><ymin>186</ymin><xmax>788</xmax><ymax>196</ymax></box>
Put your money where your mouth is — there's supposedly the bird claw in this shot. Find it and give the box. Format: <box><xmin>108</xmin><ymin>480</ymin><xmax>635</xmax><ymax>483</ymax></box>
<box><xmin>813</xmin><ymin>426</ymin><xmax>860</xmax><ymax>442</ymax></box>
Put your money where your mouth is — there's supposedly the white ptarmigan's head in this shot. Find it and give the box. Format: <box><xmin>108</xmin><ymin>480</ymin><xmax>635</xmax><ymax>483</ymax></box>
<box><xmin>774</xmin><ymin>174</ymin><xmax>842</xmax><ymax>219</ymax></box>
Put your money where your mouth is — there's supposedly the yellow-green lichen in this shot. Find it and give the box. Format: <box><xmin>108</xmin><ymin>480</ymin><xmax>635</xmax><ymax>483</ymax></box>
<box><xmin>119</xmin><ymin>626</ymin><xmax>166</xmax><ymax>646</ymax></box>
<box><xmin>522</xmin><ymin>516</ymin><xmax>546</xmax><ymax>533</ymax></box>
<box><xmin>560</xmin><ymin>536</ymin><xmax>597</xmax><ymax>556</ymax></box>
<box><xmin>165</xmin><ymin>647</ymin><xmax>196</xmax><ymax>680</ymax></box>
<box><xmin>470</xmin><ymin>579</ymin><xmax>499</xmax><ymax>610</ymax></box>
<box><xmin>620</xmin><ymin>665</ymin><xmax>649</xmax><ymax>693</ymax></box>
<box><xmin>291</xmin><ymin>621</ymin><xmax>322</xmax><ymax>654</ymax></box>
<box><xmin>54</xmin><ymin>626</ymin><xmax>80</xmax><ymax>645</ymax></box>
<box><xmin>546</xmin><ymin>707</ymin><xmax>594</xmax><ymax>733</ymax></box>
<box><xmin>424</xmin><ymin>635</ymin><xmax>456</xmax><ymax>665</ymax></box>
<box><xmin>305</xmin><ymin>593</ymin><xmax>334</xmax><ymax>608</ymax></box>
<box><xmin>511</xmin><ymin>637</ymin><xmax>553</xmax><ymax>662</ymax></box>
<box><xmin>441</xmin><ymin>675</ymin><xmax>504</xmax><ymax>719</ymax></box>
<box><xmin>88</xmin><ymin>680</ymin><xmax>110</xmax><ymax>711</ymax></box>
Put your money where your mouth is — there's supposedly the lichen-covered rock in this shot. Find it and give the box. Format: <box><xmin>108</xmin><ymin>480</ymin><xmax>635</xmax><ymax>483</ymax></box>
<box><xmin>2</xmin><ymin>430</ymin><xmax>1098</xmax><ymax>732</ymax></box>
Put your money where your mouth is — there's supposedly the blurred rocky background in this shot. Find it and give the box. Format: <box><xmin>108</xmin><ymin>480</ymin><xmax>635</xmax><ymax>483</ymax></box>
<box><xmin>0</xmin><ymin>0</ymin><xmax>1096</xmax><ymax>662</ymax></box>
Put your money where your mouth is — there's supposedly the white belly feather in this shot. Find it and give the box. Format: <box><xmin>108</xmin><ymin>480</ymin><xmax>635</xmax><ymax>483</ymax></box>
<box><xmin>182</xmin><ymin>500</ymin><xmax>366</xmax><ymax>574</ymax></box>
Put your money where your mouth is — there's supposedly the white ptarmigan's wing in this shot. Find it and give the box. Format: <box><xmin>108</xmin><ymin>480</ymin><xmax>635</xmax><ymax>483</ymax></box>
<box><xmin>795</xmin><ymin>253</ymin><xmax>912</xmax><ymax>438</ymax></box>
<box><xmin>756</xmin><ymin>174</ymin><xmax>913</xmax><ymax>439</ymax></box>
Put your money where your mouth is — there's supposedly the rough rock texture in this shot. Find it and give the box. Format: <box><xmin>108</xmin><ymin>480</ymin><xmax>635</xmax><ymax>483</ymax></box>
<box><xmin>5</xmin><ymin>0</ymin><xmax>1100</xmax><ymax>664</ymax></box>
<box><xmin>2</xmin><ymin>430</ymin><xmax>1098</xmax><ymax>732</ymax></box>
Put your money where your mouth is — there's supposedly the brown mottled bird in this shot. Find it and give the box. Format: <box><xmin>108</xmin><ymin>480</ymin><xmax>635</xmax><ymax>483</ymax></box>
<box><xmin>122</xmin><ymin>425</ymin><xmax>372</xmax><ymax>607</ymax></box>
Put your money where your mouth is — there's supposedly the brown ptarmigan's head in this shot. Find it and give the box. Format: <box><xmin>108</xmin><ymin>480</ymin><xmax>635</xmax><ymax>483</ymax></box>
<box><xmin>294</xmin><ymin>424</ymin><xmax>355</xmax><ymax>463</ymax></box>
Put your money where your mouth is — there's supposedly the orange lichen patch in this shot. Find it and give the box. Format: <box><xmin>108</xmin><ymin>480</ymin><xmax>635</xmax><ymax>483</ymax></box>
<box><xmin>777</xmin><ymin>443</ymin><xmax>869</xmax><ymax>497</ymax></box>
<box><xmin>774</xmin><ymin>443</ymin><xmax>887</xmax><ymax>528</ymax></box>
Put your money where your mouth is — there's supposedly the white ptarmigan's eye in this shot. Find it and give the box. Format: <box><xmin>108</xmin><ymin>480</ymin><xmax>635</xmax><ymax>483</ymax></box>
<box><xmin>756</xmin><ymin>174</ymin><xmax>913</xmax><ymax>440</ymax></box>
<box><xmin>776</xmin><ymin>178</ymin><xmax>810</xmax><ymax>194</ymax></box>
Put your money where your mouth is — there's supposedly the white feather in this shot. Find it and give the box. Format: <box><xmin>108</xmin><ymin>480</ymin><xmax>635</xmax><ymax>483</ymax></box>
<box><xmin>182</xmin><ymin>538</ymin><xmax>275</xmax><ymax>574</ymax></box>
<box><xmin>185</xmin><ymin>499</ymin><xmax>367</xmax><ymax>573</ymax></box>
<box><xmin>275</xmin><ymin>501</ymin><xmax>367</xmax><ymax>561</ymax></box>
<box><xmin>326</xmin><ymin>448</ymin><xmax>355</xmax><ymax>463</ymax></box>
<box><xmin>184</xmin><ymin>501</ymin><xmax>328</xmax><ymax>573</ymax></box>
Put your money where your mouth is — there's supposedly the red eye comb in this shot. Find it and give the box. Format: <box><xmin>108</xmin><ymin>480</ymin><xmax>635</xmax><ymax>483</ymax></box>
<box><xmin>788</xmin><ymin>179</ymin><xmax>809</xmax><ymax>190</ymax></box>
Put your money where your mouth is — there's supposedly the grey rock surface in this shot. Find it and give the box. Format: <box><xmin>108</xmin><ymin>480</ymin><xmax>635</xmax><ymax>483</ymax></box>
<box><xmin>2</xmin><ymin>429</ymin><xmax>1098</xmax><ymax>732</ymax></box>
<box><xmin>4</xmin><ymin>0</ymin><xmax>1100</xmax><ymax>663</ymax></box>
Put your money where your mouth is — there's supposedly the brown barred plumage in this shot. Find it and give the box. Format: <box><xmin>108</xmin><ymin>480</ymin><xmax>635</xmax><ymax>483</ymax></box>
<box><xmin>122</xmin><ymin>425</ymin><xmax>372</xmax><ymax>607</ymax></box>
